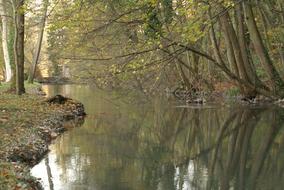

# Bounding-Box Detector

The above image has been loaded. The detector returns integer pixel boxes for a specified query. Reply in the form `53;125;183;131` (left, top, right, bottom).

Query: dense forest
0;0;284;98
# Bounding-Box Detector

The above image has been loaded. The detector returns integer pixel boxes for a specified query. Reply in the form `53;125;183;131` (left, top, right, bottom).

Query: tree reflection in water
32;85;284;190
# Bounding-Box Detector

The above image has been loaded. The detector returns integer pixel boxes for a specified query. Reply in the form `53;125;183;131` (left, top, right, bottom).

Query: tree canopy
0;0;284;98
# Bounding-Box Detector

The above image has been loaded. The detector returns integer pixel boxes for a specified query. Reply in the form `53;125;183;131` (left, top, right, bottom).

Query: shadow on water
32;85;284;190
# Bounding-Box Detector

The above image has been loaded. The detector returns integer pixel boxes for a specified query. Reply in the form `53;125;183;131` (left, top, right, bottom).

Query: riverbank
0;83;85;189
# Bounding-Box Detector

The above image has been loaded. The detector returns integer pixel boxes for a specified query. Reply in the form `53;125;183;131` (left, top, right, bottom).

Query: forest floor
0;83;85;190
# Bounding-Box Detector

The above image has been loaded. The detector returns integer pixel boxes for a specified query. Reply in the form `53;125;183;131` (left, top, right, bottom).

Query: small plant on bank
226;87;241;98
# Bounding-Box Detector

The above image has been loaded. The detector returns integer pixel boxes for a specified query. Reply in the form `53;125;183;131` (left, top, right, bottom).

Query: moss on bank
0;83;85;189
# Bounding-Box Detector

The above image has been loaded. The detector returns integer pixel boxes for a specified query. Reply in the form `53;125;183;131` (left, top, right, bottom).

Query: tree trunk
243;1;284;94
235;4;258;83
28;0;48;83
0;0;12;82
8;27;16;90
219;8;265;97
219;17;240;78
12;0;25;95
235;4;267;92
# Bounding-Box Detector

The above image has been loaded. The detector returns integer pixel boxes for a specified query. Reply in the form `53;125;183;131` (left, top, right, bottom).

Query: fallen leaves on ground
0;86;85;189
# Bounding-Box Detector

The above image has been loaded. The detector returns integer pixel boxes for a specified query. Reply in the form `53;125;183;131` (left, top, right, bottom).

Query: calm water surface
31;85;284;190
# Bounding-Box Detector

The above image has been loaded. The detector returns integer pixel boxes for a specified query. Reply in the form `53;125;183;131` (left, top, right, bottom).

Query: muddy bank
0;93;85;190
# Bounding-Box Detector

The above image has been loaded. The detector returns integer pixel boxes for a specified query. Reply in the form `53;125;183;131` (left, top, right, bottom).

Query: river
31;84;284;190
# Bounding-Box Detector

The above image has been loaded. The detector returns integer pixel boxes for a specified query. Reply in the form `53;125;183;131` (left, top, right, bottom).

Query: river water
31;84;284;190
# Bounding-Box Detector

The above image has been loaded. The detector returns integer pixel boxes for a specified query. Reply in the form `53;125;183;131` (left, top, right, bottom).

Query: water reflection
32;85;284;190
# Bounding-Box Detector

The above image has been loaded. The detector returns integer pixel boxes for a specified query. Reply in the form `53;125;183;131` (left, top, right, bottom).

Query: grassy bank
0;83;85;189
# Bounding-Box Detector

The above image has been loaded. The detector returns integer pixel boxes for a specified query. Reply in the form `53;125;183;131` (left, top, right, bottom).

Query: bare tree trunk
220;12;250;83
0;0;12;82
28;0;48;83
209;25;224;67
219;16;240;79
209;16;249;93
235;4;260;86
243;1;284;94
12;0;25;95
